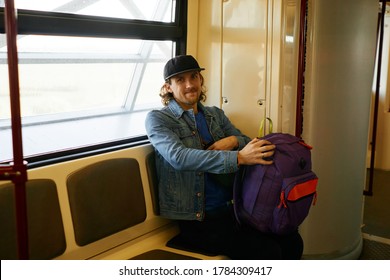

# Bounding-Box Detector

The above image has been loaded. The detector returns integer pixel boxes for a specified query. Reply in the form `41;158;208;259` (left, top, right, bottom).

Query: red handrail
0;0;29;259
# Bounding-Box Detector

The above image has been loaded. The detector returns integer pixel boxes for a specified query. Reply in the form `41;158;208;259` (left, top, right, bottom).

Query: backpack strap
258;117;273;137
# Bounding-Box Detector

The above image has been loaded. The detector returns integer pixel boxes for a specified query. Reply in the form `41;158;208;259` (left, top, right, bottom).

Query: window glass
0;0;174;22
0;35;171;119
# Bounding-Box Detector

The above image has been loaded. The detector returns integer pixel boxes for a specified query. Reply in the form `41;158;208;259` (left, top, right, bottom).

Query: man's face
166;71;202;111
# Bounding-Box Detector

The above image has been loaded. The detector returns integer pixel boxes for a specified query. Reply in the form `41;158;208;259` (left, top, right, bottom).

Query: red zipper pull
312;192;318;206
278;191;287;208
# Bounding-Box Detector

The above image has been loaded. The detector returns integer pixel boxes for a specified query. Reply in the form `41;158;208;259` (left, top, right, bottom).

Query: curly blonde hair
159;73;207;106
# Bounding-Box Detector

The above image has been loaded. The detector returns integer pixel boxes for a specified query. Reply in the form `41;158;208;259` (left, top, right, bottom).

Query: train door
195;0;301;138
221;0;304;138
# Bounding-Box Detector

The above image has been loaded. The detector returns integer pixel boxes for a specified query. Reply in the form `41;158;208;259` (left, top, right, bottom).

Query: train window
0;1;187;164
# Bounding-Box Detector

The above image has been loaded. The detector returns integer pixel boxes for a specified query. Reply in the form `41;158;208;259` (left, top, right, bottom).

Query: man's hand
207;136;239;151
237;138;275;165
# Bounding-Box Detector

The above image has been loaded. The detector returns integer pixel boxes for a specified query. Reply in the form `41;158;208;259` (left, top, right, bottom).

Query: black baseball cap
163;55;205;80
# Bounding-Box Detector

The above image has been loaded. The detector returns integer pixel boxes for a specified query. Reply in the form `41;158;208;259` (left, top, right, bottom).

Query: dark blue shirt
195;111;232;211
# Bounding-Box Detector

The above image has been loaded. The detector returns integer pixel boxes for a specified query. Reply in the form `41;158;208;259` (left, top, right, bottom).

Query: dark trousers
178;205;303;260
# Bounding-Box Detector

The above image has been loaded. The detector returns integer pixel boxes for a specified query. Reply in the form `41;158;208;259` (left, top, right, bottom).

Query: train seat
66;158;147;246
0;179;66;260
66;157;199;259
145;151;160;215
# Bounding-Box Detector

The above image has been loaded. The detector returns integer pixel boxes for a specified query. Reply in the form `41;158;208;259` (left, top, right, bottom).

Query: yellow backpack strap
258;117;273;138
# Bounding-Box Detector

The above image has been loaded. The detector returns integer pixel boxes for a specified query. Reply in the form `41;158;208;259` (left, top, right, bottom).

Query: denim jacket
145;99;251;221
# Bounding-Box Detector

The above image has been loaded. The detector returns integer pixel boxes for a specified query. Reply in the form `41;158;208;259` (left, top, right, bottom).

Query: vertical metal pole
365;0;387;196
295;0;307;138
3;0;29;259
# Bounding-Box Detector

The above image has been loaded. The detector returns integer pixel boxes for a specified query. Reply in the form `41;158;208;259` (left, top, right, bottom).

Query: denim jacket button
196;192;202;197
196;212;201;218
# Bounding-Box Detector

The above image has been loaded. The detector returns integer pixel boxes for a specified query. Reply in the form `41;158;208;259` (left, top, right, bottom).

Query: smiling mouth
185;91;197;96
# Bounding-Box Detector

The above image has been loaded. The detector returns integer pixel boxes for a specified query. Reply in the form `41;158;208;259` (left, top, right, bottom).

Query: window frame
0;1;188;167
0;4;188;41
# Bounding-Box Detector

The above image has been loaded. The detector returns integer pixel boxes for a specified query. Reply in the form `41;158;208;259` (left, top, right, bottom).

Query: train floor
360;169;390;259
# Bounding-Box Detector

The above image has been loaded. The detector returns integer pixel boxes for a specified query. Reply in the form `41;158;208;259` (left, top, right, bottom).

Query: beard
183;89;200;103
174;90;200;110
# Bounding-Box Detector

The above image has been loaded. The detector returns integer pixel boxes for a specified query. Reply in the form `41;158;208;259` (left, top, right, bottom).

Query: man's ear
164;82;173;93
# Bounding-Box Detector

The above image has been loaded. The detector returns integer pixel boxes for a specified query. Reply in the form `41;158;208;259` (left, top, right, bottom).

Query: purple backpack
233;133;318;235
